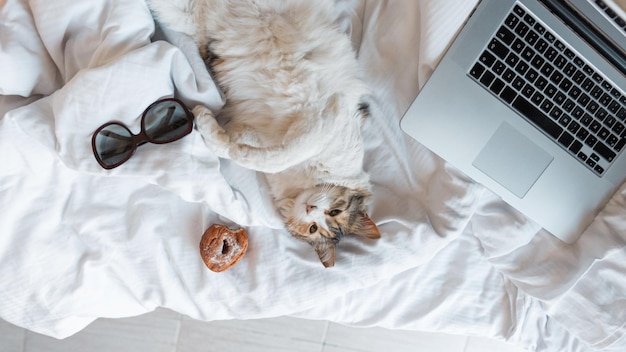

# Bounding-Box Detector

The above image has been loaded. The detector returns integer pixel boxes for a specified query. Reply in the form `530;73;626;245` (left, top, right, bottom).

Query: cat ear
313;241;336;268
322;93;342;117
276;198;295;220
353;213;381;239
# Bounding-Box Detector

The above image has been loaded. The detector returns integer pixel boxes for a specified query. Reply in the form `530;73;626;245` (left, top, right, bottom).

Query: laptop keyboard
468;3;626;176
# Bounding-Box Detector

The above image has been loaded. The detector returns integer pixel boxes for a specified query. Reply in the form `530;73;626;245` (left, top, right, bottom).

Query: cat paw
228;144;285;173
193;105;231;158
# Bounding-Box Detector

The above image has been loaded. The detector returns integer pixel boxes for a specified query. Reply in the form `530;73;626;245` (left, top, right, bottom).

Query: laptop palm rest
473;123;554;198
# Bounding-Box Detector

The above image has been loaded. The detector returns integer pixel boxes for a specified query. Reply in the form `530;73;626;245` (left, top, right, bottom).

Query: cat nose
306;205;316;214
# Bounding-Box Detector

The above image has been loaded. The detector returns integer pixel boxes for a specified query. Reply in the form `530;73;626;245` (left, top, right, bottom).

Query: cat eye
92;98;194;169
328;209;342;217
309;224;318;234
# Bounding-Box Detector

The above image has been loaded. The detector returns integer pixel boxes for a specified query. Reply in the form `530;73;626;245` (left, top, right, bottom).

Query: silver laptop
400;0;626;243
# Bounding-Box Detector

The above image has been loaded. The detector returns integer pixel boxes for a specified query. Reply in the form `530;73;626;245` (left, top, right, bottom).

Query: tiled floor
0;308;527;352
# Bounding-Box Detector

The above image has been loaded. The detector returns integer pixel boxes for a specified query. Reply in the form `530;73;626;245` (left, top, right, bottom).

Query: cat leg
193;105;232;159
228;119;334;173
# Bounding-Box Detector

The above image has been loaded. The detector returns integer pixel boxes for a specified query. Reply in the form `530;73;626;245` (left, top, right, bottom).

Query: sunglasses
92;98;194;169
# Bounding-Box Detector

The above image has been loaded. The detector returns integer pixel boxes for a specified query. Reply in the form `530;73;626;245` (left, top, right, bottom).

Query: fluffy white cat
149;0;380;267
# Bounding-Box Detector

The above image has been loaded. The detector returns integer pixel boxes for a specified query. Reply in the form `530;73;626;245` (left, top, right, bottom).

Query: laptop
400;0;626;243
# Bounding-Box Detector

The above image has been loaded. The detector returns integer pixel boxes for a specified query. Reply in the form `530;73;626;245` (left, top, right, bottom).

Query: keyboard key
540;63;554;76
569;86;582;99
568;121;580;134
595;108;608;122
544;84;557;98
500;86;517;103
525;30;539;46
505;14;520;29
615;138;626;152
586;158;597;168
502;68;516;82
506;52;520;66
572;107;585;119
590;120;602;133
585;134;598;147
512;38;525;53
521;47;535;61
515;22;530;37
496;26;516;45
489;39;509;59
573;57;585;67
569;140;583;154
536;76;548;90
558;132;574;148
554;55;567;68
535;38;548;53
577;128;590;140
580;113;593;127
534;22;546;34
562;99;576;112
490;78;505;95
598;127;611;140
608;101;621;113
493;60;506;75
470;63;486;79
587;101;599;114
515;61;530;75
521;84;535;98
607;134;619;147
480;51;497;67
540;100;554;113
594;141;616;161
557;112;569;125
582;78;595;92
512;96;563;139
594;165;605;175
577;93;591;107
512;76;526;90
525;68;539;83
603;115;616;128
531;91;544;105
559;79;573;92
550;71;563;85
480;71;496;86
599;93;613;107
531;56;545;69
563;63;577;76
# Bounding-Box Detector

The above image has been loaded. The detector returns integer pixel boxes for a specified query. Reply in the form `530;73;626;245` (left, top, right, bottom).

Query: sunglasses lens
144;100;192;143
94;124;134;168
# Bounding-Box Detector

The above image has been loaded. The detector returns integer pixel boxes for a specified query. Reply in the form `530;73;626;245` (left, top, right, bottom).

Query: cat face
282;184;380;267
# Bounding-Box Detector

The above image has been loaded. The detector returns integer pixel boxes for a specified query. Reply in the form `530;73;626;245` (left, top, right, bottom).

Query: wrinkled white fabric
1;1;625;351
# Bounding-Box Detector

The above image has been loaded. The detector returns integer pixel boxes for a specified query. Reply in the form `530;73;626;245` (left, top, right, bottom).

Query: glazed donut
199;224;248;272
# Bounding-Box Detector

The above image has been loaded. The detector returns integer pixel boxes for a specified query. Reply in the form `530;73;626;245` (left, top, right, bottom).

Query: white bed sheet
1;1;625;351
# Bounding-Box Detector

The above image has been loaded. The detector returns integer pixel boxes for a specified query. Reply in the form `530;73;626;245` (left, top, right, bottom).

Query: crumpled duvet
1;1;625;351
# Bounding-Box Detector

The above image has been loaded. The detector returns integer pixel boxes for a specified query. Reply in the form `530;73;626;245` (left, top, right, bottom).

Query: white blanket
1;1;625;351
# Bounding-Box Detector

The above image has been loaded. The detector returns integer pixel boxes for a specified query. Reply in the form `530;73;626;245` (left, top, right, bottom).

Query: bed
1;0;625;351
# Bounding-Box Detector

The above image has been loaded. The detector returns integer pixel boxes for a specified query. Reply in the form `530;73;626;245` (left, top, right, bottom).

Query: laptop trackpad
473;123;553;198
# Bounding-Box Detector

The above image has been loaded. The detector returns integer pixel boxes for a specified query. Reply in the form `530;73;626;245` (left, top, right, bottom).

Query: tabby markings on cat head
285;184;380;268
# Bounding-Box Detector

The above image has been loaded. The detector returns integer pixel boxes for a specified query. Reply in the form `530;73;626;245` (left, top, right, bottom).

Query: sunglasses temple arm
155;106;177;131
101;130;134;142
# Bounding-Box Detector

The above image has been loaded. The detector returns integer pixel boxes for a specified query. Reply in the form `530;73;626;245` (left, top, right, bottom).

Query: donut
199;224;248;272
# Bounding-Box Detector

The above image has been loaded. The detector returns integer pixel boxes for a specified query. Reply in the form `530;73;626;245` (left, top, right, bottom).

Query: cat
148;0;380;267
